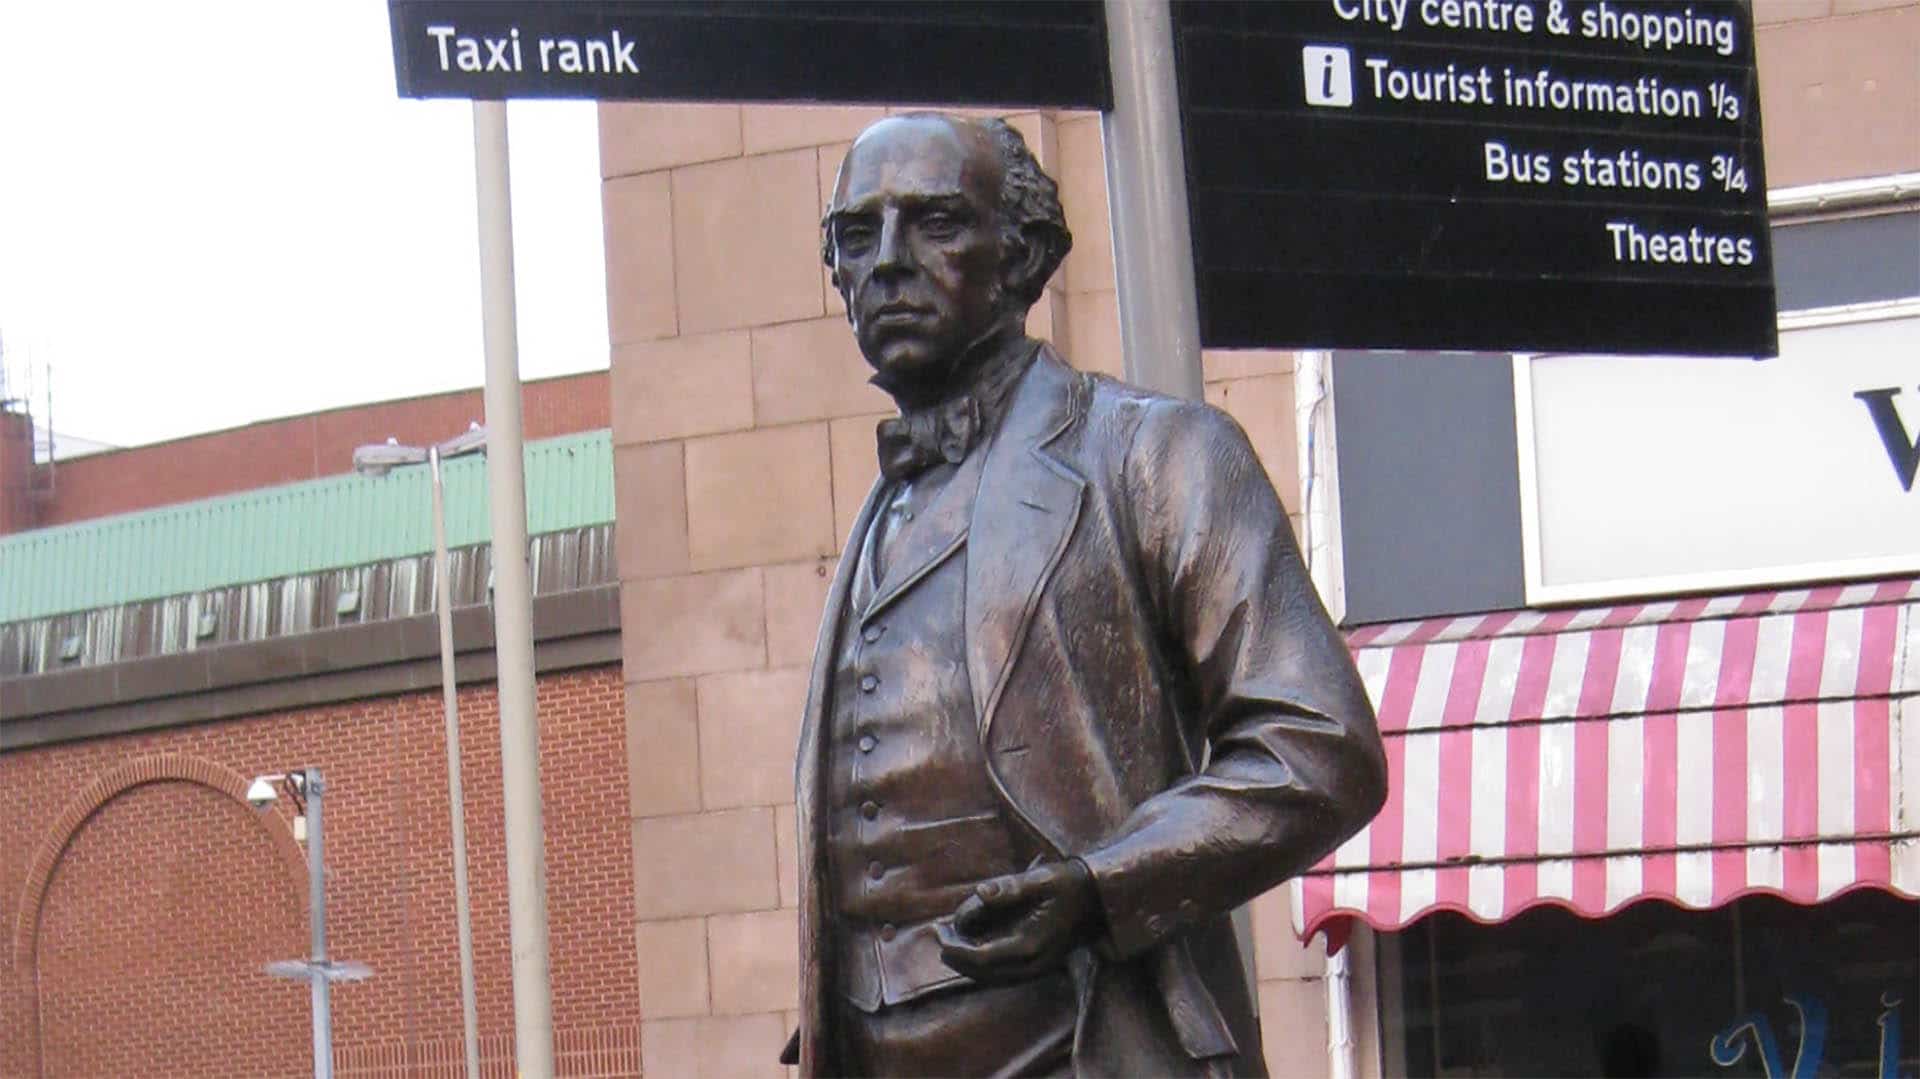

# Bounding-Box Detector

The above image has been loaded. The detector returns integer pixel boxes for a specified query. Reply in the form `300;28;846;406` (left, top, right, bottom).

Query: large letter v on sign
1854;387;1920;492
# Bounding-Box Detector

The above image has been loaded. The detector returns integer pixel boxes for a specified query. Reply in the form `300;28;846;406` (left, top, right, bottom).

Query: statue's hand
935;858;1101;985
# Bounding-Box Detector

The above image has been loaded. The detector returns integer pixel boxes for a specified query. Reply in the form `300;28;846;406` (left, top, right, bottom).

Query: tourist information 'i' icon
1302;45;1354;107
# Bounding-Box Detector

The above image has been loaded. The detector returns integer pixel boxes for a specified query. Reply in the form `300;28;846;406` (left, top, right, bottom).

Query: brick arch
10;752;309;974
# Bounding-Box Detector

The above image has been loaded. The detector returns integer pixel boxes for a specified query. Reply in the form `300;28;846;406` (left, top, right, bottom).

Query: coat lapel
796;477;885;826
863;440;987;622
965;348;1087;740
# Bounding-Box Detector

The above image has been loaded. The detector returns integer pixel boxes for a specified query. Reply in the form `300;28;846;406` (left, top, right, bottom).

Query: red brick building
0;374;640;1077
14;371;608;530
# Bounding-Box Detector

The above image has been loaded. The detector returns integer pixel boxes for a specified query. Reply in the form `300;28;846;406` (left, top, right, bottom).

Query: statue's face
828;117;1009;390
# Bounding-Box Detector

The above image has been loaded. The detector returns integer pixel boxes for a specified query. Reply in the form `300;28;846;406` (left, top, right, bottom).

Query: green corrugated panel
0;429;614;623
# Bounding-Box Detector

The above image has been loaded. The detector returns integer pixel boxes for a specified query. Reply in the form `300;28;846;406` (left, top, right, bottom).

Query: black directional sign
387;1;1776;358
388;1;1110;109
1172;0;1776;356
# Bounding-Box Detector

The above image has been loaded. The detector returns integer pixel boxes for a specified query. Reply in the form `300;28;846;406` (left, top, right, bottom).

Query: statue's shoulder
1072;365;1250;459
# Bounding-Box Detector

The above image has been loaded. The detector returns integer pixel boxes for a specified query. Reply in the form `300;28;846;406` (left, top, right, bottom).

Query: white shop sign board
1517;300;1920;605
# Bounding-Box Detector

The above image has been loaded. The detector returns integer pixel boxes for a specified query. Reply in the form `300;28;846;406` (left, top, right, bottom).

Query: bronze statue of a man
784;112;1386;1077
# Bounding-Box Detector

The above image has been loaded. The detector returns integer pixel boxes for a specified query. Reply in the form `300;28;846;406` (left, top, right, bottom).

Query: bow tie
875;395;980;483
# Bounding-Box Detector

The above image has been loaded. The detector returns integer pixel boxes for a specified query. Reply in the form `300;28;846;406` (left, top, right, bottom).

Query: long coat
792;346;1387;1077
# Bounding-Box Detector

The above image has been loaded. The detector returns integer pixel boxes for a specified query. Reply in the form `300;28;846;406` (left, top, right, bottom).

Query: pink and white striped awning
1293;578;1920;948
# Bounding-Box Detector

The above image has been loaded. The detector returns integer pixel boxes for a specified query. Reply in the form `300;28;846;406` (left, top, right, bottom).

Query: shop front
1384;889;1914;1077
1293;582;1920;1076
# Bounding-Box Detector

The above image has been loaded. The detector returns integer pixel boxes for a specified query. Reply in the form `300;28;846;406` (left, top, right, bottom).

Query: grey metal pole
471;99;556;1078
306;767;333;1079
431;447;484;1079
1101;0;1205;401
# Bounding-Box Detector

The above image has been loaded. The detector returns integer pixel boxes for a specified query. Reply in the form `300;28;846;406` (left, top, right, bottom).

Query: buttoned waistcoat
791;346;1387;1077
824;447;1044;1011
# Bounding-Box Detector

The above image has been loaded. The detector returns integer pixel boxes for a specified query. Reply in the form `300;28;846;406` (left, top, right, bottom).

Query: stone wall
1754;1;1918;186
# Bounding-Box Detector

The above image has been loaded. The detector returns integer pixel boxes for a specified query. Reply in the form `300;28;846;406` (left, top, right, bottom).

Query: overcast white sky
0;3;608;449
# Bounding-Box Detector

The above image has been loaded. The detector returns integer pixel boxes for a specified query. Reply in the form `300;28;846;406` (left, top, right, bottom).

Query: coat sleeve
1075;396;1387;960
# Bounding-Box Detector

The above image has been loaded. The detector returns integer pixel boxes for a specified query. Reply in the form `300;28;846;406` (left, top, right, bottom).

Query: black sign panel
1174;1;1776;356
388;2;1110;109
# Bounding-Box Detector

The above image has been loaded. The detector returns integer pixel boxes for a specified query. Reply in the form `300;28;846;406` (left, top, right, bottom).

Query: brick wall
0;407;32;534
602;102;1316;1077
24;369;610;531
0;664;639;1077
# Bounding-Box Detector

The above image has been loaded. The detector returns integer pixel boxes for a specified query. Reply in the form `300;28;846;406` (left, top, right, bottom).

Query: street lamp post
251;768;370;1079
353;425;486;1079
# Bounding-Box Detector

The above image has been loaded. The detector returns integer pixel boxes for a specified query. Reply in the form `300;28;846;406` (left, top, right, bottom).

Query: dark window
1333;351;1526;626
1379;891;1919;1078
1773;213;1920;312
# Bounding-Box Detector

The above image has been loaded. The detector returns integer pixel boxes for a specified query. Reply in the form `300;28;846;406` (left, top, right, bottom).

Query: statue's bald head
824;114;1072;313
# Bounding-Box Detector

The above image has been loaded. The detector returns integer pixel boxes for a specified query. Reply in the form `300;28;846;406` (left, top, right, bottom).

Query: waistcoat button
863;625;884;644
858;733;877;753
879;923;897;942
868;860;885;881
860;800;880;820
859;674;878;693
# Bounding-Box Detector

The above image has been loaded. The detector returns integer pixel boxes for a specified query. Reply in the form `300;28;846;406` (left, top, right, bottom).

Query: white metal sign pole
471;99;557;1079
1101;0;1204;402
